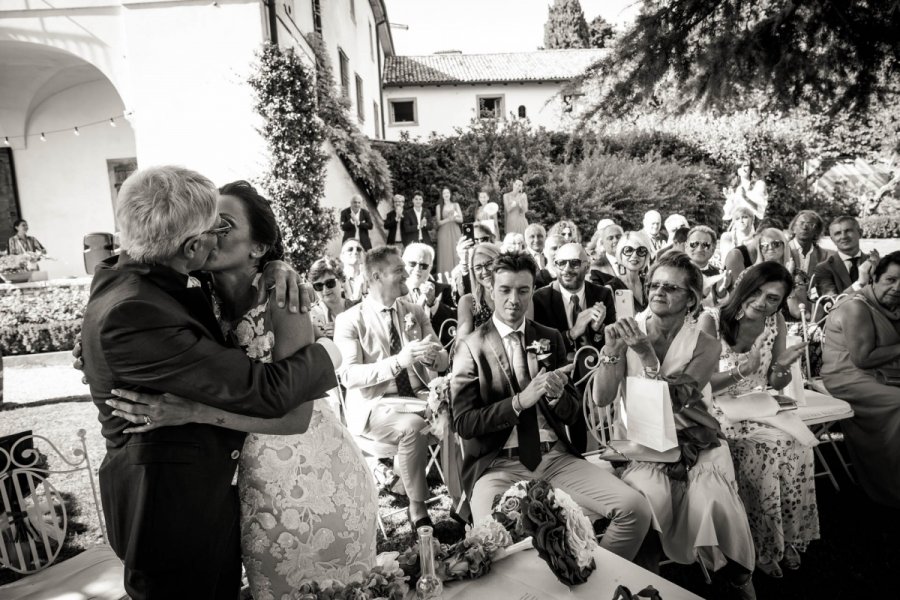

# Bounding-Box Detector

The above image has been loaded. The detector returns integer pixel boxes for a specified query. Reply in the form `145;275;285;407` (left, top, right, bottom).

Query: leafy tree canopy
544;0;590;49
588;14;615;49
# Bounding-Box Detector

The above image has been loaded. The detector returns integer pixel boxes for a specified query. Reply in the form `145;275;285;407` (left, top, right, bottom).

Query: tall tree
544;0;590;49
576;0;900;121
587;14;615;49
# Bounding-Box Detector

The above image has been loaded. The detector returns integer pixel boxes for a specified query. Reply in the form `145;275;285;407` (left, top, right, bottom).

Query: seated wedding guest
8;219;46;260
606;232;651;313
641;210;666;256
474;187;499;237
524;223;547;269
720;206;756;259
457;242;501;339
450;251;652;560
384;194;406;249
340;195;373;251
704;262;818;578
548;219;581;244
451;223;496;299
723;216;780;288
334;246;450;528
309;256;354;339
821;251;900;508
403;243;456;346
685;225;728;306
754;228;810;321
664;214;689;244
341;239;368;303
814;215;879;298
590;222;624;280
668;226;690;254
788;210;833;278
501;232;526;253
592;251;756;597
533;242;615;452
535;233;563;288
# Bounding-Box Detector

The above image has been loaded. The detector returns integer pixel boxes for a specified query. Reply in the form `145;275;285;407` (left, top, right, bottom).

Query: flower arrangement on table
0;251;46;274
425;375;451;438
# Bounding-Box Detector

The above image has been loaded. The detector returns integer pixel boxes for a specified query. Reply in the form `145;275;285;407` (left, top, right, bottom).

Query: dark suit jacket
535;268;555;289
532;280;616;356
80;255;336;575
450;319;580;502
384;209;403;245
401;207;434;245
340;207;373;250
814;252;868;298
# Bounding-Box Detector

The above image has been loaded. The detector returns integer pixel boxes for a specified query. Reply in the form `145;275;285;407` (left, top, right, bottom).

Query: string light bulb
40;133;46;142
3;137;8;146
73;127;80;136
109;118;116;127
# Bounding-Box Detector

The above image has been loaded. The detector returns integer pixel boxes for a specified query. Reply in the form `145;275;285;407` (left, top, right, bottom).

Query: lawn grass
2;399;896;597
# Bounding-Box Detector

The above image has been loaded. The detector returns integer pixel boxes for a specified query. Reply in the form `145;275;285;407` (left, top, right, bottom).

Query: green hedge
0;320;81;355
0;286;88;356
860;215;900;238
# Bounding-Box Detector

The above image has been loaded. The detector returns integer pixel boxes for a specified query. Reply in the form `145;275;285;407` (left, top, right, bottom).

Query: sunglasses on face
475;235;492;244
344;247;364;253
407;261;430;271
203;217;232;237
555;258;583;269
759;241;785;251
689;241;713;251
649;281;688;294
622;246;649;258
312;278;338;291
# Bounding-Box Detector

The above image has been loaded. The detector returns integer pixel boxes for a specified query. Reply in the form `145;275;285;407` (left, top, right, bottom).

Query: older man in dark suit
401;191;434;246
450;252;651;561
80;166;336;599
340;195;374;250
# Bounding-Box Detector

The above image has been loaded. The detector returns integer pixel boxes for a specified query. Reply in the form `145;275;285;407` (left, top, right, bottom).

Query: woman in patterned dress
703;262;819;578
456;242;501;339
114;181;378;597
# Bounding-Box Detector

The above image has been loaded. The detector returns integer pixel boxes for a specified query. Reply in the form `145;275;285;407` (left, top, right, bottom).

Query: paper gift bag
624;377;678;452
781;335;807;406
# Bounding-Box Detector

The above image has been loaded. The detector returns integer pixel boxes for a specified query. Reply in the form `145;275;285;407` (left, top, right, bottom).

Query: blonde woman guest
503;179;529;235
456;243;501;339
608;232;651;313
704;262;818;578
474;188;499;237
548;220;581;244
501;232;526;253
309;256;353;339
340;239;367;303
436;187;463;275
720;206;757;268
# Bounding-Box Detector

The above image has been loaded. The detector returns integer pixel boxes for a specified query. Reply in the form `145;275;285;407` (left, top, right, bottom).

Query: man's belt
499;441;555;459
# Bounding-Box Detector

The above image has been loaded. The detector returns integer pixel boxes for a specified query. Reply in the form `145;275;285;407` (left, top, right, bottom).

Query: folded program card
716;391;781;422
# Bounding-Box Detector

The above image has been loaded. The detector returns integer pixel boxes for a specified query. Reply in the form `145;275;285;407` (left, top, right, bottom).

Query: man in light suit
340;195;374;250
789;210;835;278
814;215;880;298
593;222;623;278
450;252;651;560
334;245;449;528
401;191;434;246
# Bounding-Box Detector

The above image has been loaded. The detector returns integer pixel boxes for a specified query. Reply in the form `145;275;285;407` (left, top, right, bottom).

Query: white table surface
442;545;702;600
792;389;853;426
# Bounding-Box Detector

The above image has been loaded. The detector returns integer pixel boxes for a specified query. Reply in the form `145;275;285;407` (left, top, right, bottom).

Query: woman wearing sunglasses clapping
606;232;651;312
309;256;354;339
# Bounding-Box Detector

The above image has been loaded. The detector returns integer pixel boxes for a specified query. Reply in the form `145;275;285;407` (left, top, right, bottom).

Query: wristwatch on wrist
391;357;403;376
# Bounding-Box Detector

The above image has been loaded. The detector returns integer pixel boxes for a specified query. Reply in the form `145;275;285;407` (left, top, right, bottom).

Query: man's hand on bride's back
259;260;314;314
106;389;199;434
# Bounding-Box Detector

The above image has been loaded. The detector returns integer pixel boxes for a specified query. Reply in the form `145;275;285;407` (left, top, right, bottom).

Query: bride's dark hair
218;180;285;268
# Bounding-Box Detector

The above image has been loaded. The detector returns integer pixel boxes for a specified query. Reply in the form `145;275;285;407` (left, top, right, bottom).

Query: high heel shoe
756;556;783;578
782;544;801;571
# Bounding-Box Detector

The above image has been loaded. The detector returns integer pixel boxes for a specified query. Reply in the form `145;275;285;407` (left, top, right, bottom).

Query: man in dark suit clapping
401;191;434;246
450;252;651;561
384;194;406;249
814;215;879;298
340;195;374;250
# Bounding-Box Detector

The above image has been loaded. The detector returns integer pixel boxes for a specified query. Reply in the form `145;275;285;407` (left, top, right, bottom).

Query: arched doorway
0;41;136;278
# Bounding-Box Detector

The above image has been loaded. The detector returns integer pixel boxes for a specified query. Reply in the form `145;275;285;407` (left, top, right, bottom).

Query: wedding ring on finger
144;415;153;426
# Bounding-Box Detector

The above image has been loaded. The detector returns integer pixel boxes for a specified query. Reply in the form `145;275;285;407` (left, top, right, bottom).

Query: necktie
849;256;861;283
570;295;581;331
385;308;415;397
510;331;540;470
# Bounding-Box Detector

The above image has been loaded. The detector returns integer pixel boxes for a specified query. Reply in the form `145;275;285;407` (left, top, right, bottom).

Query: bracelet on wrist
729;366;744;382
736;362;749;380
598;352;620;365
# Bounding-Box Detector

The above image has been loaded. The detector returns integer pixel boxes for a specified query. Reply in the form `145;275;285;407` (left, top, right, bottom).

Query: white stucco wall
13;79;136;278
382;82;576;140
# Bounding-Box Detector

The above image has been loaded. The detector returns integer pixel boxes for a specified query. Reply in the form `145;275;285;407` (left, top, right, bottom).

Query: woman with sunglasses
606;232;651;313
592;251;756;597
456;242;501;339
340;239;368;303
703;262;818;579
308;256;353;339
754;228;809;321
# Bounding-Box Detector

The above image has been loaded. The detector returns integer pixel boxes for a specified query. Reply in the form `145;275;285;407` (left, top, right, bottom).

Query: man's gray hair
116;166;218;264
403;242;435;265
524;223;546;237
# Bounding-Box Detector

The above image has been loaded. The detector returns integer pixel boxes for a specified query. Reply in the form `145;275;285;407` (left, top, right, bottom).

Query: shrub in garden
860;215;900;239
0;286;89;355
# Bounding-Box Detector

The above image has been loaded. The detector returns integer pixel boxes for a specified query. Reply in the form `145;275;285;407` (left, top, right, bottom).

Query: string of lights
3;112;132;146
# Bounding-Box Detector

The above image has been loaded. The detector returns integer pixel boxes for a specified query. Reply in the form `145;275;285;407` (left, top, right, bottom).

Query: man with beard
450;252;650;560
532;243;615;452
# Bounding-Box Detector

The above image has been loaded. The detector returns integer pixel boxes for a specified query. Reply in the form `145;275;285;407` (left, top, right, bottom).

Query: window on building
373;101;381;138
312;0;322;34
517;105;527;118
369;22;375;62
389;99;417;125
349;0;356;23
338;48;350;99
562;93;583;113
477;95;505;119
355;74;365;122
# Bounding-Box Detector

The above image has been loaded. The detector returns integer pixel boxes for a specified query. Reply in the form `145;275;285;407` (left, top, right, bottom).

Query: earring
736;308;745;320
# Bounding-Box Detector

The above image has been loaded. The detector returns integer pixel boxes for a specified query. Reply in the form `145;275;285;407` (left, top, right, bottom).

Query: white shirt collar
558;284;585;306
365;295;398;313
493;314;525;339
837;250;862;262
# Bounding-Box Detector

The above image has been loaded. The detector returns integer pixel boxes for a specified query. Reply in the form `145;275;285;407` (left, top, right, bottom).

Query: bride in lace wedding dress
112;182;378;597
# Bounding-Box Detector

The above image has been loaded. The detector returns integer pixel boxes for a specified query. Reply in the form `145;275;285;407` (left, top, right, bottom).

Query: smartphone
462;222;475;242
614;289;634;319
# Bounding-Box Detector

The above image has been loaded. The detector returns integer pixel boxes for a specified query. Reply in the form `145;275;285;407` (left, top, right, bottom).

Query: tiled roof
384;49;606;86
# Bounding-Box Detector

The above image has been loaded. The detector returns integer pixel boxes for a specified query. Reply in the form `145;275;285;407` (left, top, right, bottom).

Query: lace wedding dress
230;298;378;598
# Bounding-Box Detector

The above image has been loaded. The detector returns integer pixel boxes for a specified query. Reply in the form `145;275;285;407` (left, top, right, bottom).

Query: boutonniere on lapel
404;313;419;339
526;338;554;369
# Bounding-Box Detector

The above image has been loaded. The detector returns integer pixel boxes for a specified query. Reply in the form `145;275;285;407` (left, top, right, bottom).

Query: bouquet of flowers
396;521;502;586
0;251;45;274
295;553;409;600
425;375;451;439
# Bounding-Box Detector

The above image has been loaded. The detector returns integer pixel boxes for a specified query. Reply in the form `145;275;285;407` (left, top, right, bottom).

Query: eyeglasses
202;217;232;237
472;261;493;274
344;246;364;254
312;278;338;291
475;236;493;244
649;281;688;294
759;241;785;251
406;261;430;271
555;258;583;269
688;241;713;250
622;246;649;258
